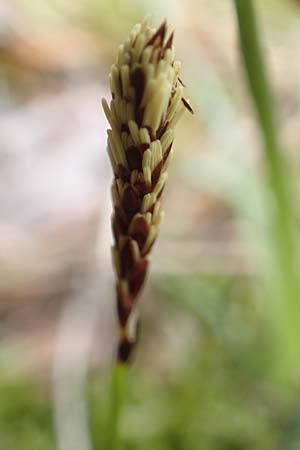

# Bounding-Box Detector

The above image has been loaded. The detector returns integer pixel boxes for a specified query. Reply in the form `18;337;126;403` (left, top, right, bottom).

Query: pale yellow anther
128;120;140;144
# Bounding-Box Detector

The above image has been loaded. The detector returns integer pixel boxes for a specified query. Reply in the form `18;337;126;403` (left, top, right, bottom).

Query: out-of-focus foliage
2;274;300;450
0;365;53;450
92;274;300;450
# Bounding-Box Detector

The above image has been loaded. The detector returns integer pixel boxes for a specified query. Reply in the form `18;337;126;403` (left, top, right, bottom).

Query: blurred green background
1;0;300;449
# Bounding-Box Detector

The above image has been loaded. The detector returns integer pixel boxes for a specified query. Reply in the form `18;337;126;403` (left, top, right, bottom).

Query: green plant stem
107;362;127;450
233;0;299;383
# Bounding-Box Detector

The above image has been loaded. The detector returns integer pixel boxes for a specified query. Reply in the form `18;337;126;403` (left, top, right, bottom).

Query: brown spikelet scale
102;19;193;364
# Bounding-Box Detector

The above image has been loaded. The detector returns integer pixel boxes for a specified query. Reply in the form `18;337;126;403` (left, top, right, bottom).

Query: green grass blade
233;0;299;383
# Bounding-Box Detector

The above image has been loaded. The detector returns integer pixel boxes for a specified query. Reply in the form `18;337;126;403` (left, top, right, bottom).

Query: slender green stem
107;362;128;450
234;0;293;253
233;0;299;382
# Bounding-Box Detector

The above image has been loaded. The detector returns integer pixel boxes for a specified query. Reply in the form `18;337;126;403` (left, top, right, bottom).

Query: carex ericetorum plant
102;19;193;365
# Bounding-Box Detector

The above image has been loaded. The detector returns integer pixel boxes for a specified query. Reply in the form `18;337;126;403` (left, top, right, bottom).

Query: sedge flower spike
102;20;193;364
